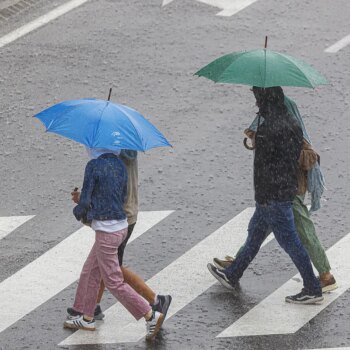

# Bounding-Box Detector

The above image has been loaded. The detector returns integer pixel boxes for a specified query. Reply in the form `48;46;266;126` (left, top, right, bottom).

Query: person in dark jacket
207;87;323;304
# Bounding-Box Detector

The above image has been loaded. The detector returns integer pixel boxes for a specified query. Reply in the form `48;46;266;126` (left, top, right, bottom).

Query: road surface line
0;0;89;49
0;211;172;334
162;0;174;5
60;207;277;345
217;232;350;338
306;348;350;350
214;0;258;16
0;215;35;240
325;33;350;53
162;0;258;17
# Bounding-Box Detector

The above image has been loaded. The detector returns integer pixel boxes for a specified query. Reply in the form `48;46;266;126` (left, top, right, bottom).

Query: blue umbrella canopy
35;99;171;151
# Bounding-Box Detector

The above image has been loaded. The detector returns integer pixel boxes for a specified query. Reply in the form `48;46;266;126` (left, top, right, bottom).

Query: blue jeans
225;201;321;294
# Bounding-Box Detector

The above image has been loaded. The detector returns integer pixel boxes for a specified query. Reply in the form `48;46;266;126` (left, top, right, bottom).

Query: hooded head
252;86;287;121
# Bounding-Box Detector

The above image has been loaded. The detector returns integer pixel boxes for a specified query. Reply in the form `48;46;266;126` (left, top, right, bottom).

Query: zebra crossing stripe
217;232;350;338
306;348;350;350
0;0;90;49
0;210;172;334
0;215;35;240
325;33;350;53
198;0;258;17
162;0;258;16
60;207;276;346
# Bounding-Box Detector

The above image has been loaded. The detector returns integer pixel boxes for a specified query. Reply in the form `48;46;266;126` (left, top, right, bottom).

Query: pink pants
73;229;151;319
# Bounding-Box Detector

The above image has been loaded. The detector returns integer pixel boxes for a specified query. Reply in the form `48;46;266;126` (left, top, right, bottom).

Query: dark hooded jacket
253;87;303;204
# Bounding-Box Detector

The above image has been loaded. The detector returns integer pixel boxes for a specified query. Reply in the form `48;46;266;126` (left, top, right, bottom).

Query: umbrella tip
264;36;268;49
107;88;112;101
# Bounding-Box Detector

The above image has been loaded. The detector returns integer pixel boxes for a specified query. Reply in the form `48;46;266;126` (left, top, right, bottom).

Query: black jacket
254;113;303;204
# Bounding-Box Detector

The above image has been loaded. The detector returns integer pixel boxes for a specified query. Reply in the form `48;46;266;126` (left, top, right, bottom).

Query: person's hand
71;187;80;204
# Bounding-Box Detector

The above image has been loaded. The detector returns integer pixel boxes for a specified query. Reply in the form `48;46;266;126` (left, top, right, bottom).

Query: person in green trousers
213;91;337;292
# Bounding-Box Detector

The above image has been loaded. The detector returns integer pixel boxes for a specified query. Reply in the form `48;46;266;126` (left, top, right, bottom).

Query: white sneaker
145;311;164;340
63;316;96;331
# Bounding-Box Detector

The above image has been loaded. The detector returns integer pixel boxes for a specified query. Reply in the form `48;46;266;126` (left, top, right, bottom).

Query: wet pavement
0;0;350;349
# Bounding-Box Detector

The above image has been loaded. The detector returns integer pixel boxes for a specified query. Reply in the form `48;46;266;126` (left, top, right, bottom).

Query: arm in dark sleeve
73;160;95;221
293;124;304;162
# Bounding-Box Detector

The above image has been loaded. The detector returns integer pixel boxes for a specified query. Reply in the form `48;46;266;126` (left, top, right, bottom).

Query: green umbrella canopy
195;49;328;88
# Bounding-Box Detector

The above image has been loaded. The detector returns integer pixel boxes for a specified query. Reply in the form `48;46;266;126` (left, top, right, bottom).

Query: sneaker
207;263;236;290
213;255;235;270
145;311;164;340
319;274;338;293
153;295;172;322
94;304;105;320
285;289;324;305
66;307;83;320
64;316;96;331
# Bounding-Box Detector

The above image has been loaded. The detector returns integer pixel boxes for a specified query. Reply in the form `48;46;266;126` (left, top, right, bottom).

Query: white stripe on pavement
162;0;174;5
198;0;258;17
217;232;350;338
306;348;350;350
325;33;350;53
162;0;258;16
0;0;89;49
0;215;35;240
0;211;172;334
60;207;277;346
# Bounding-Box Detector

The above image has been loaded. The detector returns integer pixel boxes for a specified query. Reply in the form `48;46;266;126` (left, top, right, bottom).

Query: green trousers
292;195;331;274
238;195;331;275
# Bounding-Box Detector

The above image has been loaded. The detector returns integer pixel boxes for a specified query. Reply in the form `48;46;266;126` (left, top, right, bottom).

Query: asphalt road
0;0;350;349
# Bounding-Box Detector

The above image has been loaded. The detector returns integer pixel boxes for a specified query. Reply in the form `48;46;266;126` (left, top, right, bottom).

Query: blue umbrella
35;98;171;151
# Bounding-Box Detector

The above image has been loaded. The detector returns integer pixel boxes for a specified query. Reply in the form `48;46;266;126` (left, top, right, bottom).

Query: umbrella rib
92;101;110;148
276;52;317;87
118;106;146;150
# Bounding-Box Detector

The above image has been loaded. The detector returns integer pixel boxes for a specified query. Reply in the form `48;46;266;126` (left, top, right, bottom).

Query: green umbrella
195;48;328;88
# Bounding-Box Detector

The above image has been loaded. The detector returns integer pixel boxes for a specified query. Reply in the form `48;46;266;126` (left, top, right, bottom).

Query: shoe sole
63;322;95;331
322;283;338;293
285;296;324;305
145;313;165;340
207;263;235;290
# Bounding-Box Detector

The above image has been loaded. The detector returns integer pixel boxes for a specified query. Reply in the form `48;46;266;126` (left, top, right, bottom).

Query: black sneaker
94;304;105;320
153;295;172;322
66;307;83;320
285;289;324;305
207;263;236;290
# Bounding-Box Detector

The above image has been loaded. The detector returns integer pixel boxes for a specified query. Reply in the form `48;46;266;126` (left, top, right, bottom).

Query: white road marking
217;232;350;338
0;0;89;49
306;348;350;350
0;211;172;334
60;207;277;345
325;33;350;53
0;215;35;240
162;0;257;16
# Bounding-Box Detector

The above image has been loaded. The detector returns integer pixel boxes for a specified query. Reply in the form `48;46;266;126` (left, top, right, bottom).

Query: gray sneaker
152;295;172;325
94;305;105;320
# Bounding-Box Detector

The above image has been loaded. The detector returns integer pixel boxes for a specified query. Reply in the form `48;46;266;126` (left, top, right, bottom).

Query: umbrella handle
243;137;255;150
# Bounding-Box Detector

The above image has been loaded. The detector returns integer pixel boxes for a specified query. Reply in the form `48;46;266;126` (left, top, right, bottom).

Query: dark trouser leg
117;223;136;266
268;201;321;294
225;204;269;281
